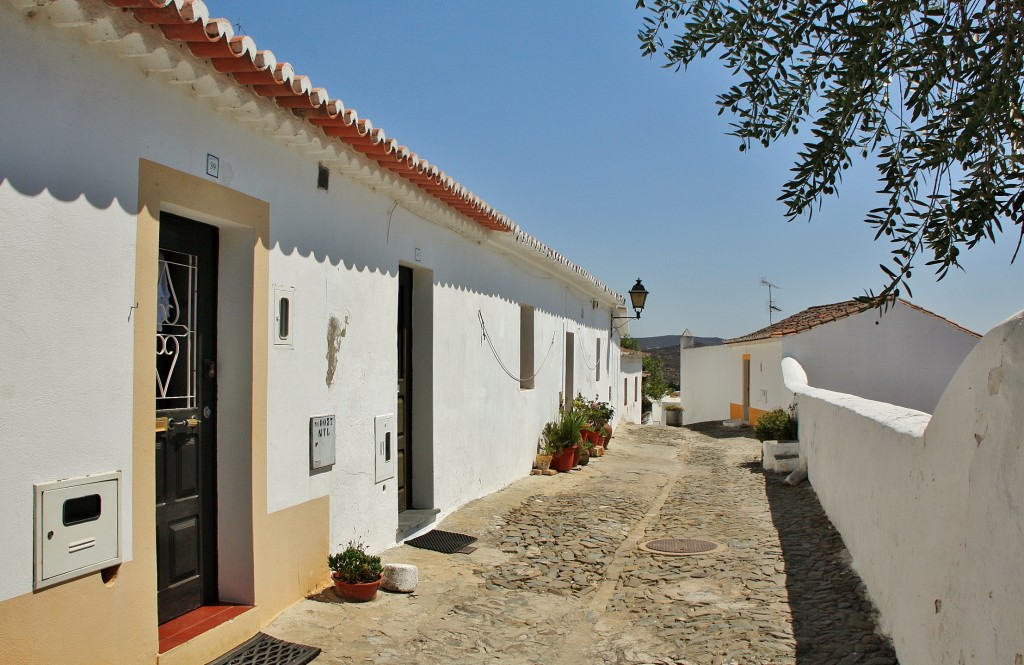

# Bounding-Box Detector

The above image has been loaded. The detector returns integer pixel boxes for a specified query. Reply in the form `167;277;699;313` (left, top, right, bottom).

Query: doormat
405;529;477;554
206;632;320;665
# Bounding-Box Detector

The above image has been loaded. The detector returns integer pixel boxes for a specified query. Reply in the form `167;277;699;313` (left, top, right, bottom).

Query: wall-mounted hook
128;303;139;322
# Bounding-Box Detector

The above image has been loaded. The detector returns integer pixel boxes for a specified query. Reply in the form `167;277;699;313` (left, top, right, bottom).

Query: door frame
742;354;751;423
397;266;413;512
133;160;270;639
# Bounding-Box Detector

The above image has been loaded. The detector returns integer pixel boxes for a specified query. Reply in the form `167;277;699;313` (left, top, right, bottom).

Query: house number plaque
309;414;336;470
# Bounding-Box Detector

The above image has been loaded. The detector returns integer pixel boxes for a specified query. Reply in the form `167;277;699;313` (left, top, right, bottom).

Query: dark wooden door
397;267;413;512
155;213;218;624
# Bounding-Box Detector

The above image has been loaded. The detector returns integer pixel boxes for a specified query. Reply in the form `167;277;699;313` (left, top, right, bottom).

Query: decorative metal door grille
156;249;198;410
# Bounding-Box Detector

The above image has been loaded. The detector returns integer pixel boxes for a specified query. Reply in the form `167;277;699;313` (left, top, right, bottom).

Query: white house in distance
619;347;645;424
0;2;632;663
680;299;980;425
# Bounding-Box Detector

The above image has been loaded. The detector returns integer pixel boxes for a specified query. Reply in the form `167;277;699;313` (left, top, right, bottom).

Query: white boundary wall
783;310;1024;665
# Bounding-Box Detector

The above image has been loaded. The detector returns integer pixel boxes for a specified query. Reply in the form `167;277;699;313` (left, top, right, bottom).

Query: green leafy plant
574;393;614;432
637;0;1024;305
620;335;641;351
328;542;383;583
753;408;798;443
540;421;562;455
590;398;615;430
542;407;587;455
642;355;670;406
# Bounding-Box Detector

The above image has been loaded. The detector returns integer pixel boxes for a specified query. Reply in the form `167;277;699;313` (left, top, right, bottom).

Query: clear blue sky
210;1;1021;339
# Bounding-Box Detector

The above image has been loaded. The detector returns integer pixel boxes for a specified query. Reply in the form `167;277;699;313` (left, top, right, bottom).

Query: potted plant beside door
328;542;384;602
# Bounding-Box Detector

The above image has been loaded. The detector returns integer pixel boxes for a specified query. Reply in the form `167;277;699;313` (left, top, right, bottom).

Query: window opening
520;305;535;390
156;250;197;410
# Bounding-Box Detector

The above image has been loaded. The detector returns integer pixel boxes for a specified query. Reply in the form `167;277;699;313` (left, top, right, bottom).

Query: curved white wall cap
780;356;808;389
783;356;929;438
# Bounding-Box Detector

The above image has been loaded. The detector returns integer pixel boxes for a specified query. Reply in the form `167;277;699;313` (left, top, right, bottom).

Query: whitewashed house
619;348;644;424
0;2;630;663
679;299;980;425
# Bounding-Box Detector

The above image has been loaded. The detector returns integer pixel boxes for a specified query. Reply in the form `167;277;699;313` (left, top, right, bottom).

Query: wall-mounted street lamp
612;278;650;322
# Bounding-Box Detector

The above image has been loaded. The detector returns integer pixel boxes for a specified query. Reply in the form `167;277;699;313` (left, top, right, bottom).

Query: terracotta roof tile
103;0;519;234
724;298;979;344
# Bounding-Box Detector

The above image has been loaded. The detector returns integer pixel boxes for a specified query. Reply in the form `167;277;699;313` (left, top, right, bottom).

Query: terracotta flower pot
332;574;382;602
549;446;577;472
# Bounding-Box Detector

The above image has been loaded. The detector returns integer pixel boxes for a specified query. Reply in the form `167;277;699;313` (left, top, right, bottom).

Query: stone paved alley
266;423;899;665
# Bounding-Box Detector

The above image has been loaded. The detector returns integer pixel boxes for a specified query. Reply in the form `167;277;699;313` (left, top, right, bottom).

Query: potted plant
545;407;586;472
584;396;614;449
753;407;798;442
578;431;593;466
754;406;799;470
537;425;559;471
328;542;384;602
664;403;683;427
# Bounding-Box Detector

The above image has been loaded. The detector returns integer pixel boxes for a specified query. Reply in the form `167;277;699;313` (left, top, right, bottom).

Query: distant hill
634;335;724;350
632;335;724;390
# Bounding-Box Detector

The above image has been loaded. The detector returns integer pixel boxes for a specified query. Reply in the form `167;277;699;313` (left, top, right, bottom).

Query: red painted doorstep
158;604;254;653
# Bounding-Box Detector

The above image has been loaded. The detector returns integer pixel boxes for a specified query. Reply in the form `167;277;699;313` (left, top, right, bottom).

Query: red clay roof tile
724;299;979;344
103;0;521;234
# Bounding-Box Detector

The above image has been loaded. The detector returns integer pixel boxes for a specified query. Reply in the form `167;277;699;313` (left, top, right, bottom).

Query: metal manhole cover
639;538;725;556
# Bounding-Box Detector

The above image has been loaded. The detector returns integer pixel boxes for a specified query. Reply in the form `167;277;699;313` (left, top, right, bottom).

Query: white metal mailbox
34;471;121;590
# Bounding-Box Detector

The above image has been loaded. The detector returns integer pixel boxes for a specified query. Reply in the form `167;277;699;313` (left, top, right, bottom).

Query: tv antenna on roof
760;278;782;324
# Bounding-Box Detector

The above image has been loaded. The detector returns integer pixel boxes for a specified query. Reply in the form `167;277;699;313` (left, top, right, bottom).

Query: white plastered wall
784;309;1024;664
0;3;625;583
680;340;785;424
0;13;140;601
782;301;978;413
620;355;643;424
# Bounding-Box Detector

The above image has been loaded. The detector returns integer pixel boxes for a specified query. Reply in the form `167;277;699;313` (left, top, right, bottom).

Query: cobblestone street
267;423;899;664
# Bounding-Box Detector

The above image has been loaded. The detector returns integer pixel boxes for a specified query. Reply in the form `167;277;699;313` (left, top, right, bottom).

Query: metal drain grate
639;538;724;556
206;633;320;665
405;529;477;554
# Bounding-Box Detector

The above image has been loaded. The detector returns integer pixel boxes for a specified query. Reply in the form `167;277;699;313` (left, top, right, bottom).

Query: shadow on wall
4;171;617;326
741;461;900;663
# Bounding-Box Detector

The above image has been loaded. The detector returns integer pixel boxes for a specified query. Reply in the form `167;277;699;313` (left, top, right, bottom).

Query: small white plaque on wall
310;415;336;470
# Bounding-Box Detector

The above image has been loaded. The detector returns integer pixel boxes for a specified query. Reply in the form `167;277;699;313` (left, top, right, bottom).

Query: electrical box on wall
310;415;336;470
374;414;396;484
34;471;122;590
